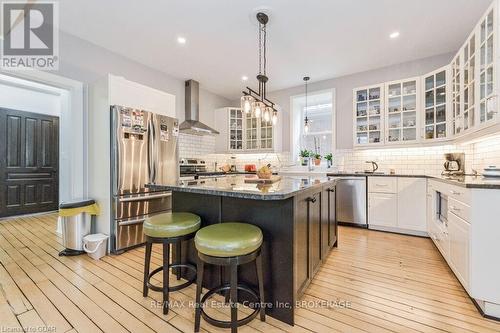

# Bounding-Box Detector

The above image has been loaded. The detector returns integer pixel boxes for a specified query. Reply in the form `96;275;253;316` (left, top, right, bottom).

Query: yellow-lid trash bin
58;199;100;256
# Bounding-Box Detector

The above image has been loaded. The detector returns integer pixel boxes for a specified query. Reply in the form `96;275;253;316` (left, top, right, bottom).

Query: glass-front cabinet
479;6;498;126
463;34;477;132
229;108;243;150
385;78;420;144
423;67;449;141
353;84;384;146
215;107;273;152
451;54;462;135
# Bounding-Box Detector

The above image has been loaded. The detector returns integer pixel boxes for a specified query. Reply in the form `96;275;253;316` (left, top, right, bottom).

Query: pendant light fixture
303;76;310;133
241;12;278;125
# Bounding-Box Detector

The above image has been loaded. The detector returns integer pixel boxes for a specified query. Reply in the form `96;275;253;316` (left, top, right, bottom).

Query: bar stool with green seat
142;212;201;314
194;222;265;333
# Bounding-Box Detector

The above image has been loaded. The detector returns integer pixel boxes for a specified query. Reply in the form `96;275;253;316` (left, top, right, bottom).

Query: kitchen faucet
365;161;379;173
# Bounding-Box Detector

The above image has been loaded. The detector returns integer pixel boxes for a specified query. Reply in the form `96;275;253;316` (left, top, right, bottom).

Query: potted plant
313;153;322;166
299;149;310;166
324;153;333;168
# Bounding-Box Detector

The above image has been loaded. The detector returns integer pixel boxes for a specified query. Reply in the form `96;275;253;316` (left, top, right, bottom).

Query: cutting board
244;176;282;184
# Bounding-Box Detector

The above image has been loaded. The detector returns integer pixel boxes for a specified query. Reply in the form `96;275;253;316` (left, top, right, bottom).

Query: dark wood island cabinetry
148;175;338;326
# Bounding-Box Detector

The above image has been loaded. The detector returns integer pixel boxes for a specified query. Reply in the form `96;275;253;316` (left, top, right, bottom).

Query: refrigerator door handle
148;117;157;184
118;192;171;202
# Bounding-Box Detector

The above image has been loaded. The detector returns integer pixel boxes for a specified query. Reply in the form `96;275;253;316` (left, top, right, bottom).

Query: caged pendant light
240;12;278;125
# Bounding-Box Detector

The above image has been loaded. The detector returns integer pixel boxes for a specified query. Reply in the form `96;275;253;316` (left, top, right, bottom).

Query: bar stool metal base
199;283;261;329
143;233;196;315
194;249;265;333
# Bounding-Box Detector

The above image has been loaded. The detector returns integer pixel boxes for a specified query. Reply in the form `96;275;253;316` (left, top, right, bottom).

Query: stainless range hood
179;80;219;135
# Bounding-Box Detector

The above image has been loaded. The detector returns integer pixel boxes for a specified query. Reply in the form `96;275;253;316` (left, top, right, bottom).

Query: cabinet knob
307;197;317;203
327;188;335;193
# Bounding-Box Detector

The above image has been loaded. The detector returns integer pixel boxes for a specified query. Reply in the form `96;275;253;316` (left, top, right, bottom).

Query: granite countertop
148;175;338;200
326;172;500;189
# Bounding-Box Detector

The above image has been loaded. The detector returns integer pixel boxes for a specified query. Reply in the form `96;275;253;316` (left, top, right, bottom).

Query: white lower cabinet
448;212;470;290
397;178;427;232
368;176;426;235
368;193;397;227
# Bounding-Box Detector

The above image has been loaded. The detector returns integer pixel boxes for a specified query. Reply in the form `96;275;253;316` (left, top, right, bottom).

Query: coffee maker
442;153;465;176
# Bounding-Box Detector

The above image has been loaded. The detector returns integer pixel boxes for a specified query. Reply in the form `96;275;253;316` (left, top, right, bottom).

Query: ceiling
58;0;492;99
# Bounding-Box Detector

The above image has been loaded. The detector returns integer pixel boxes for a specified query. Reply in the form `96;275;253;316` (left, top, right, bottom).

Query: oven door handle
119;192;171;202
118;218;146;226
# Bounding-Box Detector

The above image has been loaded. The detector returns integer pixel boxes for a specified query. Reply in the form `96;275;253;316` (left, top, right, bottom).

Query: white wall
57;32;231;123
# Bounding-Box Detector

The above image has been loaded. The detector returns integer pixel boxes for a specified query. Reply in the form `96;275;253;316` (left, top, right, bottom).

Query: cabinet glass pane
470;36;475;56
388;129;400;142
487;11;494;36
436;87;445;105
403;128;416;141
402;95;416;111
487;66;494;95
369;88;380;100
357;102;367;117
369;131;381;144
388;114;401;128
487;36;493;65
357;118;367;131
436;123;446;138
388;97;401;112
480;72;486;99
436;71;446;86
481;44;486;70
368;100;381;115
470;56;475;78
436;105;446;123
425;125;435;139
356;90;367;102
403;112;416;127
425;108;435;125
481;21;486;43
425;90;434;108
388;84;401;97
369;116;381;131
425;76;434;90
403;81;416;95
480;102;486;122
357;133;368;145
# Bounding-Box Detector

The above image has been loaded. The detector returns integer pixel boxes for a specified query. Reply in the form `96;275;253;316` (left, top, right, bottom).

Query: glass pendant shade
253;101;264;118
263;106;272;122
304;118;309;133
272;110;278;125
241;95;254;113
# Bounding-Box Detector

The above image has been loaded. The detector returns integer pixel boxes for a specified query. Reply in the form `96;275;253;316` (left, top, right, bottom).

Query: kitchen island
148;175;338;325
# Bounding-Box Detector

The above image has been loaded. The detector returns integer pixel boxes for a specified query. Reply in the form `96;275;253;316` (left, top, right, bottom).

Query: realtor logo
1;1;59;70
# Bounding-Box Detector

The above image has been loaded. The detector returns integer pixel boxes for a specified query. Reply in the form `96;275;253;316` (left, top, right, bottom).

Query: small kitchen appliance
442;153;465;176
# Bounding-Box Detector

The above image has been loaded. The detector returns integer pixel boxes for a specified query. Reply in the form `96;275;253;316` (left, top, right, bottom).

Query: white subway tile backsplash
179;132;500;175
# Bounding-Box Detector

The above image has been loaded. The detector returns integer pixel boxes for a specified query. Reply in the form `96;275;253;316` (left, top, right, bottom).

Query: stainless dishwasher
336;177;367;227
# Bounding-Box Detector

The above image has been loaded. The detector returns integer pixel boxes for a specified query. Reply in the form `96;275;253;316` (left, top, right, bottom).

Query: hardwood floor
1;213;499;333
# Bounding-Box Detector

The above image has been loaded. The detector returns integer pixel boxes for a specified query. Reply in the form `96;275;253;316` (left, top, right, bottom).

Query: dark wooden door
0;108;59;217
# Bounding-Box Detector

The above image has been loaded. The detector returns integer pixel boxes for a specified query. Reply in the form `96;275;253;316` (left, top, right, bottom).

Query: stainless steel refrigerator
110;105;179;252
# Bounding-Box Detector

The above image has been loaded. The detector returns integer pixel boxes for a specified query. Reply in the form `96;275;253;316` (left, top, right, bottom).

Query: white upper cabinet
215;107;274;152
423;66;450;141
385;77;420;144
353;84;384;146
478;4;499;126
462;33;477;132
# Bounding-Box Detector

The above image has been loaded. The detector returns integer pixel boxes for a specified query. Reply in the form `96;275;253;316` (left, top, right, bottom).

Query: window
291;90;335;162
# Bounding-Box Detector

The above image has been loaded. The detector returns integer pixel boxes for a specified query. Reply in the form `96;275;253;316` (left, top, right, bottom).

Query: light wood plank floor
1;213;500;333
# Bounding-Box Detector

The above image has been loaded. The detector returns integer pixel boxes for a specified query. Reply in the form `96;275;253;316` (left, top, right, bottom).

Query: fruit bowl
257;169;272;179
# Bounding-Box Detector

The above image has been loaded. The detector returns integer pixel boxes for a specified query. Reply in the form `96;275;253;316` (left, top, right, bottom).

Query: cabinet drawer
368;177;397;193
368;193;397;227
447;185;470;204
449;197;470;222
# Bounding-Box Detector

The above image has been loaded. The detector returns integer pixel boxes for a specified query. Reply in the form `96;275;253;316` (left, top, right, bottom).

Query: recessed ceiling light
241;76;248;81
390;31;400;39
177;36;186;44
